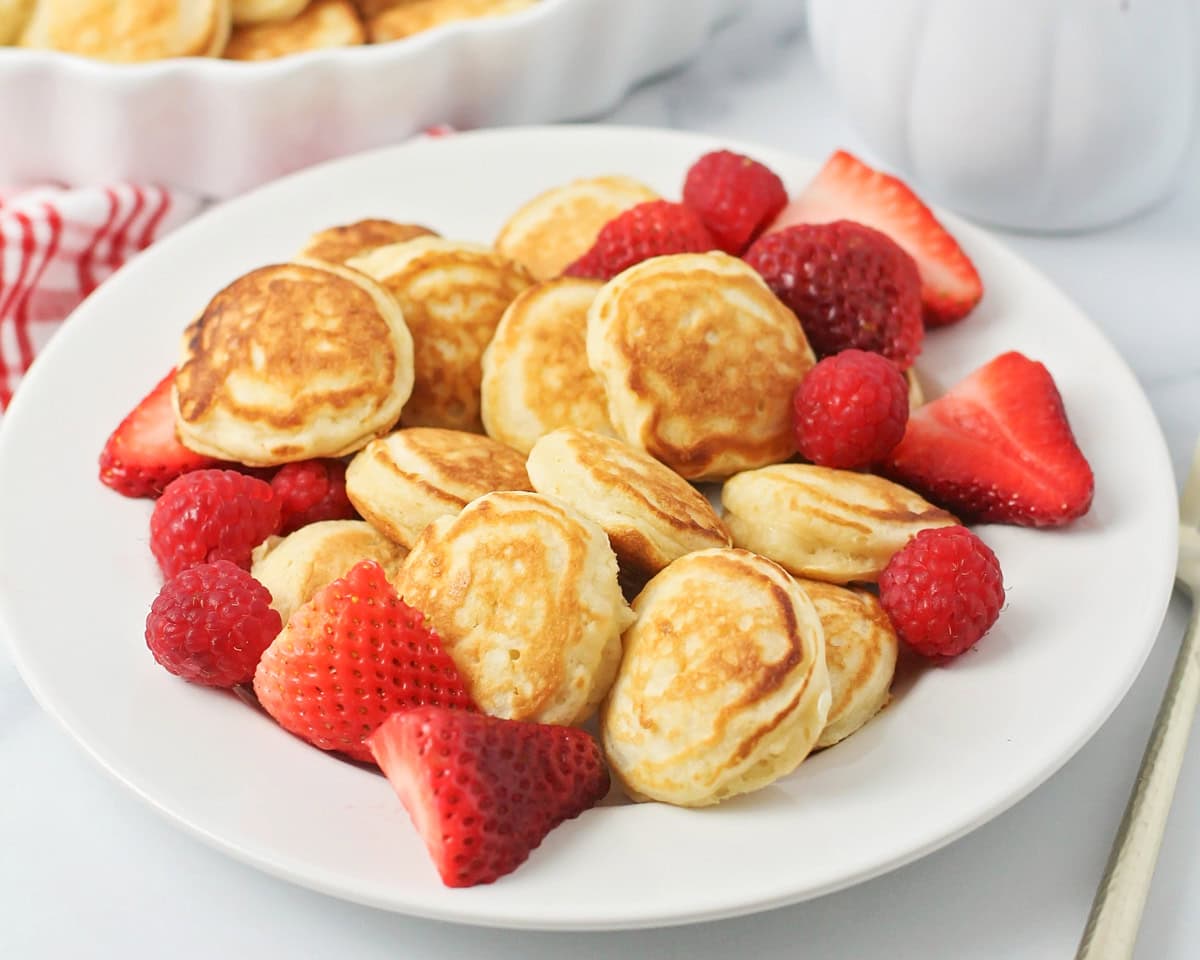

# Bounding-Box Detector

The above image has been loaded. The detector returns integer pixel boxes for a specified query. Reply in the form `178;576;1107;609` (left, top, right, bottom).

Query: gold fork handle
1077;598;1200;960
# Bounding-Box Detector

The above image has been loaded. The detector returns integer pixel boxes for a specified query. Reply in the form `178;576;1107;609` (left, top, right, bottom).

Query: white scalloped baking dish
0;0;736;197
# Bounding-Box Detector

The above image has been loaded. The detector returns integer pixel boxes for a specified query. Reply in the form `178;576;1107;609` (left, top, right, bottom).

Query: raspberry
744;220;924;369
564;200;715;281
150;469;281;579
682;149;788;255
793;350;909;469
145;560;282;687
879;527;1005;659
270;459;356;534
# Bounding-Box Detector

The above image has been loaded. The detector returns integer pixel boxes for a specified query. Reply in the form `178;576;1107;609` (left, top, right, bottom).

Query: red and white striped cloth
0;183;203;411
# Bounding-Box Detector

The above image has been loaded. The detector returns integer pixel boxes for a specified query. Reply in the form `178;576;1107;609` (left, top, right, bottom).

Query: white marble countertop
3;2;1198;957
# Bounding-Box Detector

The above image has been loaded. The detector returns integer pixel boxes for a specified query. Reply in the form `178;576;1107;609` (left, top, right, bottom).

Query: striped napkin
0;183;203;411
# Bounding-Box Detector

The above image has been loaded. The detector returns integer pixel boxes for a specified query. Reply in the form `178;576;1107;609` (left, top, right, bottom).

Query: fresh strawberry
884;352;1094;526
682;149;788;254
368;706;609;887
98;369;217;498
770;150;983;326
253;560;475;764
563;200;715;280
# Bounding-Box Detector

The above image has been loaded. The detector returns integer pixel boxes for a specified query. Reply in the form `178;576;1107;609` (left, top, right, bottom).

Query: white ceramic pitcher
807;0;1198;231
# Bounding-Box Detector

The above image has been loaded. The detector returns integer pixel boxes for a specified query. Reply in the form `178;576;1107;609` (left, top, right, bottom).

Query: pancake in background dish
299;219;437;265
721;464;957;584
366;0;538;45
798;579;898;749
586;251;815;480
602;548;830;807
225;0;364;59
526;427;729;576
251;520;408;625
0;0;35;45
345;427;530;548
231;0;308;25
174;259;413;465
495;175;659;280
480;278;613;454
347;237;532;432
20;0;233;60
397;490;633;725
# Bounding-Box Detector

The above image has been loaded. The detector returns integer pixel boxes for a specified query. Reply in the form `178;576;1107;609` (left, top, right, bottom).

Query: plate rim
0;124;1180;930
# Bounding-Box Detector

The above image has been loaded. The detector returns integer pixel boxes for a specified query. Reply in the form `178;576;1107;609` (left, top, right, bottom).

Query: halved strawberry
770;150;983;326
368;706;609;887
98;368;217;498
252;560;475;764
883;352;1094;527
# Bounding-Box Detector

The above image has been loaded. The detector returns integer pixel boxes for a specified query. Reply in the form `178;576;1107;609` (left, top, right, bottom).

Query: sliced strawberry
883;352;1094;527
253;560;475;764
368;706;609;887
98;369;218;498
770;150;983;326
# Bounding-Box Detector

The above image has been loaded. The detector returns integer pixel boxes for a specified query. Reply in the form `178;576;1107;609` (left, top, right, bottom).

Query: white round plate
0;127;1177;931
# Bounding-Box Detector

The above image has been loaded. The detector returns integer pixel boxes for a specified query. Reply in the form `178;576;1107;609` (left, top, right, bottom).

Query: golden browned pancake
798;580;898;748
251;520;408;626
479;278;613;454
345;427;531;548
0;0;35;44
526;427;730;576
21;0;232;61
299;219;437;266
397;491;633;725
231;0;307;24
224;0;363;59
721;464;958;584
907;367;925;410
347;237;532;432
587;252;816;481
602;548;830;807
174;260;414;465
366;0;537;44
494;175;659;280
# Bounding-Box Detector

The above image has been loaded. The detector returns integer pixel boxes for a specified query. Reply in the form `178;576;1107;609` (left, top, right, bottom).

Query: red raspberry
150;469;281;579
145;560;282;687
682;149;788;255
793;350;909;469
270;459;356;534
744;220;924;369
879;527;1005;659
564;200;715;280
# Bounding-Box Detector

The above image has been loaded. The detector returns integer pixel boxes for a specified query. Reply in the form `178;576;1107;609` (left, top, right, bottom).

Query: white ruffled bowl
0;0;736;197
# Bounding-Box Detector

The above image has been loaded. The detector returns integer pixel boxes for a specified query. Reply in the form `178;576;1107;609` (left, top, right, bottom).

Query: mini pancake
601;548;830;807
0;0;35;45
174;259;414;466
480;278;613;454
345;427;531;548
526;427;730;576
251;520;408;626
21;0;232;61
907;367;925;409
397;491;633;725
299;219;437;266
721;464;958;584
587;252;816;480
224;0;363;59
347;237;532;432
798;580;898;748
366;0;537;44
495;174;659;280
232;0;309;24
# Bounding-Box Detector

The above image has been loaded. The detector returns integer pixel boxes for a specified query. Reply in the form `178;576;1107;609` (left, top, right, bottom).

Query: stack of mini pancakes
4;0;538;62
173;174;959;808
